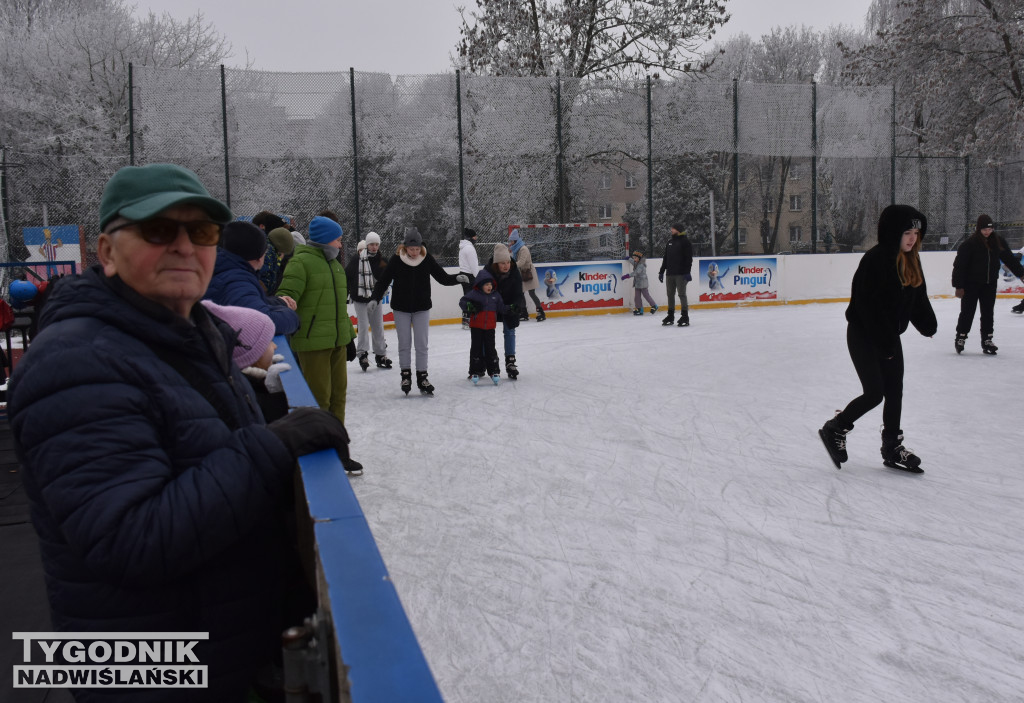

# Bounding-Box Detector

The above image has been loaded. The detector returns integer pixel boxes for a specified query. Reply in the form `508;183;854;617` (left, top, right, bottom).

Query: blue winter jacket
8;267;296;701
205;248;300;335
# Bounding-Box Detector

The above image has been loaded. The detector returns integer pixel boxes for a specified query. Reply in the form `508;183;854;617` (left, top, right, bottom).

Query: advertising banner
537;262;625;312
21;225;84;276
697;257;778;303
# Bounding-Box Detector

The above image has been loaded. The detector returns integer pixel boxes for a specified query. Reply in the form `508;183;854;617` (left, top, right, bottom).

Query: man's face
97;204;218;318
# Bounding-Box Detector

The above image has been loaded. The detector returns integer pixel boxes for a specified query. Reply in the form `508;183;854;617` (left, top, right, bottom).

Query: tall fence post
456;70;466;236
890;84;896;206
220;65;231;208
646;75;654;254
128;63;135;166
732;78;739;256
556;72;565;223
811;81;817;254
964;155;971;230
350;68;361;238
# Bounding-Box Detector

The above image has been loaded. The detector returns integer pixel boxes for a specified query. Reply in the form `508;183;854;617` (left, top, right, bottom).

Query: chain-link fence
4;67;1023;275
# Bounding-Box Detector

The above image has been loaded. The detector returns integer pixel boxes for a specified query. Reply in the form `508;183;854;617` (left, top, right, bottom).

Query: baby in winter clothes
201;301;291;422
459;269;509;383
621;249;658;315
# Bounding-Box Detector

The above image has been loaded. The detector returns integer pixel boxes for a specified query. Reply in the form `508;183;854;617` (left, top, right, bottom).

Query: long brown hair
896;233;924;288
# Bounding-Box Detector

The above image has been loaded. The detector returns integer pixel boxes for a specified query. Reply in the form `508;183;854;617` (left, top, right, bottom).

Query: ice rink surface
346;298;1023;703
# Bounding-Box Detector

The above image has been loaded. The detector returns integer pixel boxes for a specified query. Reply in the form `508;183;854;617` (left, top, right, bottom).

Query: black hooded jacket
952;233;1024;288
845;205;938;356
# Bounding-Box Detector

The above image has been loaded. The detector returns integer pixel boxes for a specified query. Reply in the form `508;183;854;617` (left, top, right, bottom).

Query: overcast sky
131;0;874;75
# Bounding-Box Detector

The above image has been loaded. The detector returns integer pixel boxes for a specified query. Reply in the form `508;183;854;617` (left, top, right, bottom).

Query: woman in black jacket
486;243;524;378
819;204;937;473
952;214;1024;355
371;226;470;394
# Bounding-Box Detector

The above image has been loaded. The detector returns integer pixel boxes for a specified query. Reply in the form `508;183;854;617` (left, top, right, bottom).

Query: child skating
459;269;509;384
621;249;658;315
819;204;937;473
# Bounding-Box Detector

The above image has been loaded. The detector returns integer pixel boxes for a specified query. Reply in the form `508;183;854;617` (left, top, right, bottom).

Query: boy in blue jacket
459;269;509;384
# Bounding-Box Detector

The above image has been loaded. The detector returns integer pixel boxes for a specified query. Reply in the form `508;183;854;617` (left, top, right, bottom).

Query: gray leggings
392;309;430;371
665;275;689;312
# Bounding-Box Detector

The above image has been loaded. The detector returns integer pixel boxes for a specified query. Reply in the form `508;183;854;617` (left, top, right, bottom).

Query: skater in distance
951;214;1024;355
658;224;693;326
819;204;937;473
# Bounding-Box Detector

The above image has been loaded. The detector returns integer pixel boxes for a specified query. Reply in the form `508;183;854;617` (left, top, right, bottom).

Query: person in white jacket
459;228;481;329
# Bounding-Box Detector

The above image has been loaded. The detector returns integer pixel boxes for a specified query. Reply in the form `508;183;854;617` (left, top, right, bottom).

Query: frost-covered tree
845;0;1024;158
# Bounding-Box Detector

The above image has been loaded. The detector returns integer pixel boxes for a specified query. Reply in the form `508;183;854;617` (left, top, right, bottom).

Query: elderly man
8;163;351;702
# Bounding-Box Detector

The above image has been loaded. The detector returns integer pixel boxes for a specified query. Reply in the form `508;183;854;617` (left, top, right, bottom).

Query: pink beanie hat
201;301;276;369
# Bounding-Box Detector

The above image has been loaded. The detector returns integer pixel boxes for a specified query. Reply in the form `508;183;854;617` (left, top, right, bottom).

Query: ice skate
955;333;967;354
818;412;851;469
649;304;658;315
505;355;519;380
880;429;923;473
400;369;412;395
661;313;674;326
491;374;500;385
981;336;998;355
375;354;393;369
536;308;546;322
416;370;434;395
1012;300;1024;314
471;374;480;385
358;351;369;372
677;311;690;327
632;308;643;316
342;457;364;476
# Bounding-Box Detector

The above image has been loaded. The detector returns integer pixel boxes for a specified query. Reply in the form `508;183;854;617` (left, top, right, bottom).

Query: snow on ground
345;298;1024;703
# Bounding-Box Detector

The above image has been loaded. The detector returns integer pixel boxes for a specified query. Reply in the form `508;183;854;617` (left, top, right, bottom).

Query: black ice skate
375;354;393;369
880;429;923;473
505;355;519;380
1012;300;1024;314
955;333;967;354
819;413;851;469
358;351;369;372
536;308;547;322
342;457;364;476
400;369;412;395
677;312;690;327
416;370;434;395
981;336;998;355
661;313;675;326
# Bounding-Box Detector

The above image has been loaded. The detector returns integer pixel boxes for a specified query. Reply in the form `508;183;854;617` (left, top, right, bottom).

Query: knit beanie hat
463;227;477;240
493;243;511;264
267;227;295;255
976;214;995;234
291;231;306;247
201;301;275;369
365;231;381;246
403;226;423;247
671;224;685;234
357;240;366;253
221;221;268;261
877;204;927;245
309;216;343;244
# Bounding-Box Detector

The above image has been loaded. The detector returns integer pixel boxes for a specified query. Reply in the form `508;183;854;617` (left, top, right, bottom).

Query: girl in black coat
952;214;1024;355
370;227;470;394
820;204;937;473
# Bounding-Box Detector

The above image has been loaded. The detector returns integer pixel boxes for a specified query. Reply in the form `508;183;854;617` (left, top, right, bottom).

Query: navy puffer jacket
205;248;300;335
8;267;295;701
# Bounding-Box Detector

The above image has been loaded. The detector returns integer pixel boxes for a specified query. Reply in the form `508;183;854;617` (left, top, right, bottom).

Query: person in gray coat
622;249;658;315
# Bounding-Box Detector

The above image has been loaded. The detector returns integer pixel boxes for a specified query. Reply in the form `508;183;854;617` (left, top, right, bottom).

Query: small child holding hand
459;269;510;384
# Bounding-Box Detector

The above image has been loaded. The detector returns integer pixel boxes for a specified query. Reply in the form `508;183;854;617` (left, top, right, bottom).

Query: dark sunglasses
109;217;223;246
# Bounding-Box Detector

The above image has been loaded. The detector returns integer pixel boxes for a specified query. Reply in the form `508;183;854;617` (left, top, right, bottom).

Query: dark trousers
469;327;499;375
527;288;543;313
835;324;904;433
461;281;474;323
956;283;997;337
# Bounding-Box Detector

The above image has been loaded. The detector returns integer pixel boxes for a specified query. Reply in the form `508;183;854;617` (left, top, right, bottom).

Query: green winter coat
276;245;356;352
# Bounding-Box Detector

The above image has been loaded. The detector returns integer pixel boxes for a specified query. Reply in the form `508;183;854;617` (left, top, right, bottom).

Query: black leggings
527;288;543;313
956;283;996;337
835;325;904;433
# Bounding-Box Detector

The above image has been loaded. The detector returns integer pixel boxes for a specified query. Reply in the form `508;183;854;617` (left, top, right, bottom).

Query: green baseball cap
99;163;233;230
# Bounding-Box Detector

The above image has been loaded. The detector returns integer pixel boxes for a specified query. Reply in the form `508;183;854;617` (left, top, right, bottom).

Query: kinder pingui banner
538;263;625;312
22;225;84;276
698;257;778;302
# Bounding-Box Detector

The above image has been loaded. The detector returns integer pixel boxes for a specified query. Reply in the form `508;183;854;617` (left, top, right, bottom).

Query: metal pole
1;147;10;259
456;70;466;236
646;75;654;254
709;191;716;256
811;81;817;254
350;68;361;238
128;63;135;166
890;84;896;205
220;65;231;207
964;155;971;230
733;78;739;255
556;72;564;223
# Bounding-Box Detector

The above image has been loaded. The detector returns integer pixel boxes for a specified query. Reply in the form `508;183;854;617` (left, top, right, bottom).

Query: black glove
268;407;350;461
658;271;664;283
684;273;692;282
346;340;356;361
465;301;477;314
509;302;518;315
506;313;520;329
